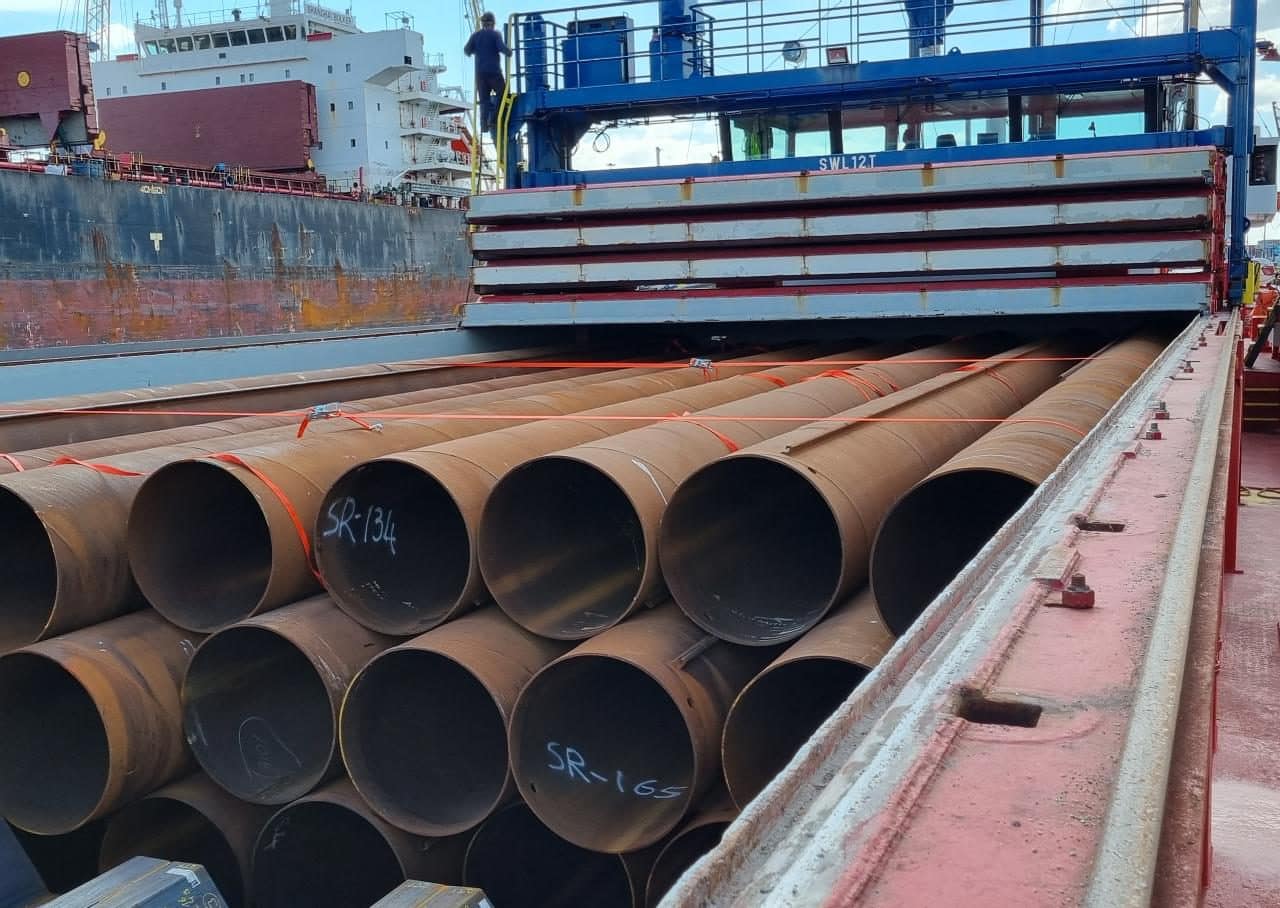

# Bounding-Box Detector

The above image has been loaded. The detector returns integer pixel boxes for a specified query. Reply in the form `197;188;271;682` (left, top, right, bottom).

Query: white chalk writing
321;496;398;555
545;742;687;800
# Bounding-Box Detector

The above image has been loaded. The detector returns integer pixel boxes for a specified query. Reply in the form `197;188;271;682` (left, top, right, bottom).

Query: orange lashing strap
0;454;25;472
674;413;740;453
810;369;884;402
50;456;144;477
752;373;789;388
208;452;323;583
296;403;382;438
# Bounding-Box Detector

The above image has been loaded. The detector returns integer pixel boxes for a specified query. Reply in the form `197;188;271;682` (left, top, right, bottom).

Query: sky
2;0;1278;171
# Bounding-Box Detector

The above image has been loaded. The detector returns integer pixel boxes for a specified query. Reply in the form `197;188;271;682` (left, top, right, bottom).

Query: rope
0;454;25;472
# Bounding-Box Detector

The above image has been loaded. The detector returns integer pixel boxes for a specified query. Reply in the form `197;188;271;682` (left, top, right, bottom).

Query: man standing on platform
464;11;512;141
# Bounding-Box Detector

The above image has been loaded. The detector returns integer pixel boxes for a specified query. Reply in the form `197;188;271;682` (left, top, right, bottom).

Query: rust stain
1054;155;1066;179
921;163;935;187
571;185;585;207
680;177;694;202
795;172;809;194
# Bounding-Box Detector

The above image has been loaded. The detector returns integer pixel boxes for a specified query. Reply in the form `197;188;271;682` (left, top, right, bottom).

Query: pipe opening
661;457;842;644
646;819;732;908
99;798;245;908
317;462;469;635
183;627;333;804
252;800;404;908
10;819;107;893
511;656;694;853
0;489;58;652
481;458;645;638
722;658;868;808
128;462;272;631
871;470;1033;636
0;654;109;834
464;803;636;908
342;650;508;836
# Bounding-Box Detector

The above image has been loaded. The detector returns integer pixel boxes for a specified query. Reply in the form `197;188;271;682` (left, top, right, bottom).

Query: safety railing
508;0;1189;93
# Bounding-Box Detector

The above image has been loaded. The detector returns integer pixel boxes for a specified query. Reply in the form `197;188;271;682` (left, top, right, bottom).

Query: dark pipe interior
722;659;868;808
645;820;731;908
481;458;645;638
183;627;333;804
342;650;509;835
10;818;108;894
660;457;843;644
0;654;109;834
464;803;635;908
252;801;403;908
511;656;694;853
316;462;470;635
871;470;1033;636
0;489;58;652
99;799;245;908
128;461;272;631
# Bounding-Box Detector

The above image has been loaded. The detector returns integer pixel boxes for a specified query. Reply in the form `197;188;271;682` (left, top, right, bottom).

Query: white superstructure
92;1;472;197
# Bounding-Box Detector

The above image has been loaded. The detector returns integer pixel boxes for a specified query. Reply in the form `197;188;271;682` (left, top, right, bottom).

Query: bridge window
266;26;284;41
143;40;158;54
230;31;248;46
194;34;211;50
247;29;266;44
284;24;298;39
212;32;230;48
157;38;177;53
176;36;192;51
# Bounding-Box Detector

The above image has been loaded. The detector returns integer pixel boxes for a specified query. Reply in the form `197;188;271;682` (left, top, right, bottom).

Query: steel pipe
316;346;864;635
129;359;773;633
182;596;393;805
0;610;198;834
644;799;738;908
870;334;1166;634
482;341;993;640
0;347;557;452
251;779;466;908
98;773;272;908
340;608;570;836
508;605;777;853
0;367;597;652
720;591;893;808
659;343;1072;646
463;802;654;908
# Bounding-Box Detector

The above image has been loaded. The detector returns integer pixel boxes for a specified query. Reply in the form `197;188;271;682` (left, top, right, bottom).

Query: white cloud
104;21;136;56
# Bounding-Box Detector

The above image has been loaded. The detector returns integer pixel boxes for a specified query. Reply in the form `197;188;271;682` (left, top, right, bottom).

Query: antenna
84;0;111;60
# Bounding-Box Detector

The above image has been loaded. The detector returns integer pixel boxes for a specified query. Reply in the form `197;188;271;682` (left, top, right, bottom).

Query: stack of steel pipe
0;334;1172;906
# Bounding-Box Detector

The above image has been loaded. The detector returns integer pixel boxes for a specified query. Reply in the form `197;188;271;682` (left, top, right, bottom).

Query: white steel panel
471;196;1213;256
472;240;1209;289
461;281;1210;326
467;149;1215;222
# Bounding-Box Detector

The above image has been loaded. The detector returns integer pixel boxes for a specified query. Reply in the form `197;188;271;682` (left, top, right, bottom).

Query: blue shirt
464;28;511;76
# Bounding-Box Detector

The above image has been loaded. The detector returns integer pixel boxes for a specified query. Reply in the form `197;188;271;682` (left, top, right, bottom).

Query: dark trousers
477;71;506;136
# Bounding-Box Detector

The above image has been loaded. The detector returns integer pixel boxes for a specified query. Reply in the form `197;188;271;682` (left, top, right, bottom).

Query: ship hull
0;168;470;350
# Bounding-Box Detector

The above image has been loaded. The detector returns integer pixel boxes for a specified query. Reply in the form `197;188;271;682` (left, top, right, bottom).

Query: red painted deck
1205;429;1280;907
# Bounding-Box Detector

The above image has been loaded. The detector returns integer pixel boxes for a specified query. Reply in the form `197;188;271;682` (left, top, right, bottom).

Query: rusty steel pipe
340;608;570;836
182;596;393;805
0;366;593;653
478;340;999;640
315;346;862;635
251;779;467;908
0;346;560;452
720;591;893;808
869;333;1167;635
644;798;738;908
463;802;655;908
98;773;272;908
0;610;198;834
659;343;1073;646
129;359;775;634
508;605;777;853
